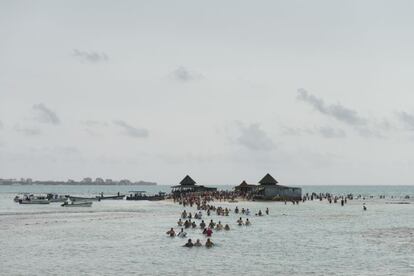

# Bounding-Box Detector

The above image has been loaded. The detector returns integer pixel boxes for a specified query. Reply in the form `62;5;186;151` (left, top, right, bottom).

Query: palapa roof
179;175;196;186
237;180;256;187
239;180;248;186
258;173;279;185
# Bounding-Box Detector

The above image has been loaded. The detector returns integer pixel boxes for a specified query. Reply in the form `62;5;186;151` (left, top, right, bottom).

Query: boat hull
19;200;50;204
96;195;125;200
61;202;93;207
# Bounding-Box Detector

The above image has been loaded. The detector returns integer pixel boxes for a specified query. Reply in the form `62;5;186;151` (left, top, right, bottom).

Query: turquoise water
0;185;413;275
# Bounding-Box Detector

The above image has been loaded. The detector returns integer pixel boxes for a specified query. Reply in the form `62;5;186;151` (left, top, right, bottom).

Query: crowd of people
166;190;374;247
166;191;270;248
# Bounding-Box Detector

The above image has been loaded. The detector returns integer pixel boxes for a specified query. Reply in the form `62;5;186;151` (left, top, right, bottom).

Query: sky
1;0;414;185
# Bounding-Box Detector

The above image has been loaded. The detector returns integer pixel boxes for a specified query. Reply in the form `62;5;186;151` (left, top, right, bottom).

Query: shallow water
0;185;414;276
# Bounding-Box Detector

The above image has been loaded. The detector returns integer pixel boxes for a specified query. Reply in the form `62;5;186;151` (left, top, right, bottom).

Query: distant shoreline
0;182;157;186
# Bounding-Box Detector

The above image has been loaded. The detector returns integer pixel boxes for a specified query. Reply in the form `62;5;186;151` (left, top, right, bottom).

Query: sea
0;185;413;276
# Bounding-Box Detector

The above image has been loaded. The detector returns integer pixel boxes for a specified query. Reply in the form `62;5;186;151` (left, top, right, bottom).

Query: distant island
0;177;157;186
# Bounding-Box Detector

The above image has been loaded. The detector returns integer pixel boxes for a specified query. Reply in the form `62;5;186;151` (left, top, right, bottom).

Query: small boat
14;193;30;202
47;193;68;203
19;198;50;204
61;201;93;207
17;194;50;204
69;196;99;202
126;191;166;201
95;194;125;200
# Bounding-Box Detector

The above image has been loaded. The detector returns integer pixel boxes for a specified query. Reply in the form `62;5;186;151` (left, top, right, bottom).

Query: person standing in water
205;238;214;248
166;228;176;237
206;227;213;237
194;239;202;247
178;228;187;237
265;208;269;215
184;239;194;247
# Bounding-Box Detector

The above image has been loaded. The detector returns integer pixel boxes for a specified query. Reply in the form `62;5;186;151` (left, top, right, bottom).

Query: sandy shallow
1;193;414;276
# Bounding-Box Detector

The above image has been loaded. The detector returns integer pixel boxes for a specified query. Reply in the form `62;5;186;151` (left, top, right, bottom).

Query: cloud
72;49;109;63
14;125;42;136
297;89;367;125
317;126;346;138
235;122;274;151
81;120;109;127
281;126;314;136
171;66;203;82
282;125;346;138
397;112;414;130
32;103;60;125
113;120;148;138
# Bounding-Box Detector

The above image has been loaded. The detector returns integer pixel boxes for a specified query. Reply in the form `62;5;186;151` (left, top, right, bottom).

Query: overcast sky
1;0;414;185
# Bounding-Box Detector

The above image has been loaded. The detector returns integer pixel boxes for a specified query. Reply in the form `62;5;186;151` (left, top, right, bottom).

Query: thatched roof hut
234;180;257;193
258;173;279;185
179;175;196;186
171;175;216;194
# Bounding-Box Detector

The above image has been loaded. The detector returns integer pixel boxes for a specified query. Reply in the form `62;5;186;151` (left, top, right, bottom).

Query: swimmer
194;239;202;247
184;220;191;229
205;238;214;248
245;209;250;215
363;204;367;211
177;219;183;226
181;210;187;219
177;228;187;238
200;220;206;229
237;217;243;226
258;210;263;216
216;221;223;230
235;206;239;214
224;224;230;231
166;227;176;237
206;227;213;237
245;218;251;226
225;208;229;216
209;219;215;228
265;208;269;215
184;238;193;247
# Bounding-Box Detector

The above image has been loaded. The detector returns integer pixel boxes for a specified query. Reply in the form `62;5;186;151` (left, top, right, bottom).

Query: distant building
171;175;217;194
119;179;131;185
253;173;301;200
105;179;113;184
95;178;104;183
82;177;92;183
234;180;257;193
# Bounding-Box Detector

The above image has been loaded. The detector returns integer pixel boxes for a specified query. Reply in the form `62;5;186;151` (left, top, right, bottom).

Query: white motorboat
61;201;93;207
47;193;68;203
17;194;50;204
19;198;50;204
